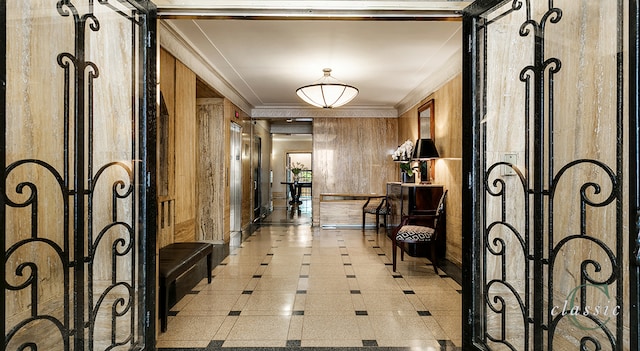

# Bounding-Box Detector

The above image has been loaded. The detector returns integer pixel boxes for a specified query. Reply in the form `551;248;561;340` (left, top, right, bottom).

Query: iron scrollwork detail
480;1;623;350
4;1;146;350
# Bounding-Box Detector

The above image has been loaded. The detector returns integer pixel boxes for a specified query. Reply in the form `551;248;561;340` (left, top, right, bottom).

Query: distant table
281;182;312;204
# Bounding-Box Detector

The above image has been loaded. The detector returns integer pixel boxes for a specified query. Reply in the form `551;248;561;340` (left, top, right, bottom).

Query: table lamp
412;139;439;183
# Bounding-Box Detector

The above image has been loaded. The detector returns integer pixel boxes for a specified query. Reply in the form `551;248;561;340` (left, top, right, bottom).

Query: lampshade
296;68;358;108
412;139;439;160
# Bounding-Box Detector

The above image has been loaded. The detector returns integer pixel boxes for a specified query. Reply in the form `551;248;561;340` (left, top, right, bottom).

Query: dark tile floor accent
157;207;462;350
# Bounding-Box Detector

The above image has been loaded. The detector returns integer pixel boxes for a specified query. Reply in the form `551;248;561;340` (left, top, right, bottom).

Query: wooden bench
159;242;213;332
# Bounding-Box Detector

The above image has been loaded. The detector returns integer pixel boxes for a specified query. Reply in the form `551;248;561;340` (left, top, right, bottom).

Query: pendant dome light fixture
296;68;359;108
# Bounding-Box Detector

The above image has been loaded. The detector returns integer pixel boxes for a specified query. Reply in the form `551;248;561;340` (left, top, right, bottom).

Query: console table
281;181;312;204
319;193;384;228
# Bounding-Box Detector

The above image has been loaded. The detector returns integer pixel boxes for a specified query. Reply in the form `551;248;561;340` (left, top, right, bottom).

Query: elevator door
230;123;242;236
253;136;262;220
463;0;639;350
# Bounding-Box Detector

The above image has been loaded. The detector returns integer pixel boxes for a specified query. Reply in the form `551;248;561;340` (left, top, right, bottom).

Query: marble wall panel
6;3;70;296
481;1;629;348
312;118;398;226
5;0;145;343
196;98;225;242
319;200;369;227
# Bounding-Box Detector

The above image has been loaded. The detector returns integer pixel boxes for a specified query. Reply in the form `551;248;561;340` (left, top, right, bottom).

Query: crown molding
395;47;463;115
251;107;398;119
160;22;401;119
159;21;253;115
156;1;471;18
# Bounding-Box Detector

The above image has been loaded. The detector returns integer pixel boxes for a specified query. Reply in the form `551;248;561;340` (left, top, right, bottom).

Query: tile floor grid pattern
157;225;461;351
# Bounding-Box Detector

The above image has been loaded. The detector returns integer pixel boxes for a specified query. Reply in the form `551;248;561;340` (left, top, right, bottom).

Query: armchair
392;190;447;274
362;195;389;233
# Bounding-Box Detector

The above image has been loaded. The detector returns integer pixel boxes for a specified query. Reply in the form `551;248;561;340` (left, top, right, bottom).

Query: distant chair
392;190;447;274
362;195;389;233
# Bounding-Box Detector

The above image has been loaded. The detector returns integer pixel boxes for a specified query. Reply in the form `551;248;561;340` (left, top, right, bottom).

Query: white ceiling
163;17;463;118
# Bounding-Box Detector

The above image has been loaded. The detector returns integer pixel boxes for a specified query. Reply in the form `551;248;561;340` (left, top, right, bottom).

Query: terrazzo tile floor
157;206;462;351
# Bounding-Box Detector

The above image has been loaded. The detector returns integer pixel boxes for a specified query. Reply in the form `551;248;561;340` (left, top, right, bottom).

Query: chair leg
392;239;397;272
375;213;380;233
400;244;405;261
430;243;439;275
362;212;366;232
382;214;387;233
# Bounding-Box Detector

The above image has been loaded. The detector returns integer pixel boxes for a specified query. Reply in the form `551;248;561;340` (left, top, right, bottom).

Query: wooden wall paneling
174;220;196;243
396;74;463;267
159;48;176;197
433;74;462;158
158;48;177;248
397;107;419;150
432;74;463;266
173;60;197;242
196;98;225;242
434;159;462;266
365;119;401;194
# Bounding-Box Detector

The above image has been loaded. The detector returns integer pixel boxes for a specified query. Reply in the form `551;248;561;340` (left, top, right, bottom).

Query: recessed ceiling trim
157;1;467;118
158;9;463;20
156;1;471;19
252;107;398;119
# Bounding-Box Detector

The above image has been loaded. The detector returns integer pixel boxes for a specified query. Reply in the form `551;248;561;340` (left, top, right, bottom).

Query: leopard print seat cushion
395;225;435;242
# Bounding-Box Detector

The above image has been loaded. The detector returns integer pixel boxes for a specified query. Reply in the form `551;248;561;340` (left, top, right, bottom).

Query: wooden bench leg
158;243;214;332
160;278;168;333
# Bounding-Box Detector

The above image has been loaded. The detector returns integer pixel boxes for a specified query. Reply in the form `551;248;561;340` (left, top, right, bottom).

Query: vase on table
401;171;414;183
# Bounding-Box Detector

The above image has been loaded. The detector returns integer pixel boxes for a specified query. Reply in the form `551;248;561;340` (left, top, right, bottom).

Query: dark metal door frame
630;1;640;351
253;136;262;221
2;1;157;349
462;0;639;349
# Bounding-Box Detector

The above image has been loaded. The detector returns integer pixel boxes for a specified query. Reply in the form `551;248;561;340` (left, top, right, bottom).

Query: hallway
157;208;462;350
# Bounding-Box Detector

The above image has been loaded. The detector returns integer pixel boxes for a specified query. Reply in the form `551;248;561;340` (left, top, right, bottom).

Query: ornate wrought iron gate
462;0;639;350
2;1;157;350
